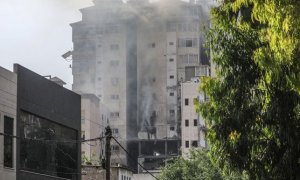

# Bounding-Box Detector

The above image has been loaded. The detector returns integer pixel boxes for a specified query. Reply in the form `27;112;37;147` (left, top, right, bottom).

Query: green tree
196;0;300;179
159;150;245;180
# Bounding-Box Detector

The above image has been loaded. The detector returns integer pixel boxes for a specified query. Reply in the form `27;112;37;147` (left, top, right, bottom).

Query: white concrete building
81;94;109;165
181;74;208;158
70;0;211;170
0;66;17;180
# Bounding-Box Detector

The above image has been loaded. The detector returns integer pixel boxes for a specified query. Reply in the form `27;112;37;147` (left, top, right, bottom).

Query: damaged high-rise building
71;0;212;172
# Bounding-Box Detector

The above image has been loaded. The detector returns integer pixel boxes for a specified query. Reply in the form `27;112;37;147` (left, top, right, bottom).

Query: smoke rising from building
71;0;212;170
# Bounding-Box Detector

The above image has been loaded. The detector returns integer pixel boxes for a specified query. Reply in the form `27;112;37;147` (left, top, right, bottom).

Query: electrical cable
0;132;105;143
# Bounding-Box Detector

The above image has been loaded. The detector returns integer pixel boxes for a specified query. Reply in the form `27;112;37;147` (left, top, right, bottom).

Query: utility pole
105;126;112;180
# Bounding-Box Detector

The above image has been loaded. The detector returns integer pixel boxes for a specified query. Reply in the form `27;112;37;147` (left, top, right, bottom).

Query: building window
194;119;198;126
169;42;174;45
178;38;198;48
110;60;119;67
185;141;189;148
185;98;189;106
81;110;85;124
112;145;119;152
185;119;189;127
167;22;177;32
147;43;155;48
192;141;198;147
170;126;175;131
110;112;120;118
111;78;119;86
112;128;119;134
110;44;119;51
170;75;174;79
20;111;78;179
169;110;175;117
4;116;13;168
169;58;174;62
169;92;174;96
111;94;119;100
178;54;199;64
81;131;85;140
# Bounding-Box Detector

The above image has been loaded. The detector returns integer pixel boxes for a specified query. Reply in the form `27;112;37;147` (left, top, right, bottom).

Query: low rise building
1;64;82;180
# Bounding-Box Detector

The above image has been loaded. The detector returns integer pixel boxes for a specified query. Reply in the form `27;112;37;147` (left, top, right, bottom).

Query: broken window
20;111;77;179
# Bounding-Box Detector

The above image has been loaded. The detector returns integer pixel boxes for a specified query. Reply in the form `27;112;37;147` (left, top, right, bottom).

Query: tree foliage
159;150;245;180
196;0;300;179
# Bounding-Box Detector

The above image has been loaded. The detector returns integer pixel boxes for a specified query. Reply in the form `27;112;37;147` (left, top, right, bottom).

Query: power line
111;136;159;180
0;132;105;143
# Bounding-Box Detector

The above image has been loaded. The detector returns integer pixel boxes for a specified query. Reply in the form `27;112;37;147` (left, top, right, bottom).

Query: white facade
71;0;211;167
0;66;17;180
133;173;159;180
181;77;207;158
81;94;109;164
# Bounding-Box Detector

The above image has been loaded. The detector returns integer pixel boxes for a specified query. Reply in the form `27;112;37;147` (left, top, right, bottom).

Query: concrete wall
81;94;108;165
181;79;206;158
82;166;105;180
0;66;17;180
133;173;159;180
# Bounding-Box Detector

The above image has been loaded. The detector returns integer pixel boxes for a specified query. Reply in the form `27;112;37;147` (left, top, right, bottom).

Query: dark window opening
148;43;156;48
186;40;193;47
112;145;119;151
185;119;189;127
170;75;174;79
169;58;174;62
194;119;198;126
192;141;198;147
185;141;189;148
170;126;175;131
4;116;13;168
170;92;174;96
185;98;189;106
169;110;175;117
169;42;174;45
